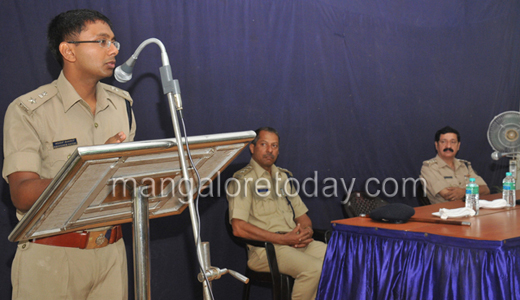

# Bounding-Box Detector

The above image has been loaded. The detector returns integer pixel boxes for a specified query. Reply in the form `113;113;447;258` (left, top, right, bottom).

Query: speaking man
3;9;135;299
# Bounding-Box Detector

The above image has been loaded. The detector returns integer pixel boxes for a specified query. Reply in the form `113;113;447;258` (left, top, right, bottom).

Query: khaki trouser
248;240;327;300
11;238;128;300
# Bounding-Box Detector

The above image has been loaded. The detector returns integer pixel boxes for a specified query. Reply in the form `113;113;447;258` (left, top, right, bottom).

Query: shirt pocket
252;196;278;216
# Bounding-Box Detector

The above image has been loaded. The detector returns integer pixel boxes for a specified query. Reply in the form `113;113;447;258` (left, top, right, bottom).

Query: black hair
47;9;113;67
251;127;280;145
435;126;460;142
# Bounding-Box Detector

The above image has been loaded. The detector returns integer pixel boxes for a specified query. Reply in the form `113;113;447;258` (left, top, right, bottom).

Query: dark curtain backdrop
1;0;519;299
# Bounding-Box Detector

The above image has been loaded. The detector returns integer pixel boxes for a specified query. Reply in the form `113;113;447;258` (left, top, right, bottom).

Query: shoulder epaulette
422;158;437;166
233;165;254;179
101;83;133;105
16;84;58;114
278;167;293;177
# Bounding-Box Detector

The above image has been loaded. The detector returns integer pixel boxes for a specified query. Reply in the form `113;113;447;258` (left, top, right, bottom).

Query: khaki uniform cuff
2;152;41;182
229;210;250;222
430;181;447;196
294;207;309;219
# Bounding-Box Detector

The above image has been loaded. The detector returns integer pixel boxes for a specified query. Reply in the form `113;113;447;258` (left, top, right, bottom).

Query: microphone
114;38;184;114
113;38;182;112
114;55;138;83
114;38;170;83
492;151;520;160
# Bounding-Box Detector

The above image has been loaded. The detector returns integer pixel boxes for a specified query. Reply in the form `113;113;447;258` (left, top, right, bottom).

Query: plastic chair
225;210;330;300
342;191;388;218
415;181;431;206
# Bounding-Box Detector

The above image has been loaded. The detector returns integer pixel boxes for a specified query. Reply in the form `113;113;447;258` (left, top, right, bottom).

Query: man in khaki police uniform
227;127;327;300
420;126;489;204
3;9;135;299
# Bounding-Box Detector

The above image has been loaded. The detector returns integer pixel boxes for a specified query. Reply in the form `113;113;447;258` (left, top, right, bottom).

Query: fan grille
487;111;520;153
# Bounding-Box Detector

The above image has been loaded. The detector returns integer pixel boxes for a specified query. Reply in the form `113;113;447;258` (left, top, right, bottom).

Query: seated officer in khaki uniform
227;127;327;300
420;126;489;204
3;9;135;299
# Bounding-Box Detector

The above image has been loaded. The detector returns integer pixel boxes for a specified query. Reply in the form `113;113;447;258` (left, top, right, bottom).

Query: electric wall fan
487;111;520;177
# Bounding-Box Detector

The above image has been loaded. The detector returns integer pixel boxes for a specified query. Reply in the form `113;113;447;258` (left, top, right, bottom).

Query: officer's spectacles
67;39;120;50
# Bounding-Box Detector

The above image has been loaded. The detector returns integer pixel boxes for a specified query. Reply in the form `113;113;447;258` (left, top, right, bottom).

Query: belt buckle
86;230;109;249
95;233;106;246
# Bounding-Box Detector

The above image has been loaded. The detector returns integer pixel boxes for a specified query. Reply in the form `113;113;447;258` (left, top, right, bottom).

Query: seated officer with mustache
420;126;490;204
227;127;327;300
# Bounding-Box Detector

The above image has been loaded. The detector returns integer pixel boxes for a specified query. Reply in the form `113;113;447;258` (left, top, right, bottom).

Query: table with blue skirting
317;198;520;300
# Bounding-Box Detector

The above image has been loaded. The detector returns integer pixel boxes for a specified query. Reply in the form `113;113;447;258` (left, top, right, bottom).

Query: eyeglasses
67;39;120;50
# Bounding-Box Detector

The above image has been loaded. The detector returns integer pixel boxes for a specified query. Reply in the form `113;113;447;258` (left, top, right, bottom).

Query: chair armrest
233;237;280;273
313;229;332;244
234;236;283;289
240;238;268;248
238;230;331;246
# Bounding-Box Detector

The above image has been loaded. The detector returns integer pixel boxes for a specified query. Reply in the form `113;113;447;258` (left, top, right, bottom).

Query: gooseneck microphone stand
115;38;247;300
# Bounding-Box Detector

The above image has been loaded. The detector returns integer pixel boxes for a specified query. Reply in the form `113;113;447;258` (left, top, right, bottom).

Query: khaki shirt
3;71;136;219
227;158;308;233
420;154;487;204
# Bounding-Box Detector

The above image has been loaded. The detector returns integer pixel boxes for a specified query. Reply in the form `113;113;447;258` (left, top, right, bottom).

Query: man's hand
231;218;314;248
438;187;465;201
283;223;314;248
105;131;126;144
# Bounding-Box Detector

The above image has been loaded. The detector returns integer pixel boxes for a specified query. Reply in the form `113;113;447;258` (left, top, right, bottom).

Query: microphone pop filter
369;203;415;224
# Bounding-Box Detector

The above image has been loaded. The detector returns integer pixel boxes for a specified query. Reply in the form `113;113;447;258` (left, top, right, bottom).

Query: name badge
53;138;78;149
444;176;453;179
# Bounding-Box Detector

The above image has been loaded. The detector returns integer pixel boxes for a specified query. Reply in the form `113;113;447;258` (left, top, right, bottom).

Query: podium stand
9;130;256;298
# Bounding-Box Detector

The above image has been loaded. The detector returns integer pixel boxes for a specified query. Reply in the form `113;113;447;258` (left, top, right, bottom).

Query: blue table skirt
317;223;520;300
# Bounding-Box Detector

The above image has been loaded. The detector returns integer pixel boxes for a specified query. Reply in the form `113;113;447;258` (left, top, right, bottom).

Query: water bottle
503;172;516;208
465;178;479;215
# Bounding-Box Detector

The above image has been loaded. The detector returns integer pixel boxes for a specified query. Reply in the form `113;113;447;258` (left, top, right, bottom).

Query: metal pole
166;92;210;299
201;242;212;300
133;185;151;300
114;39;248;299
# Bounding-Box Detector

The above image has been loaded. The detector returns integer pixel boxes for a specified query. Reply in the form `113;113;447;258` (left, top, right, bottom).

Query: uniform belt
30;225;122;249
